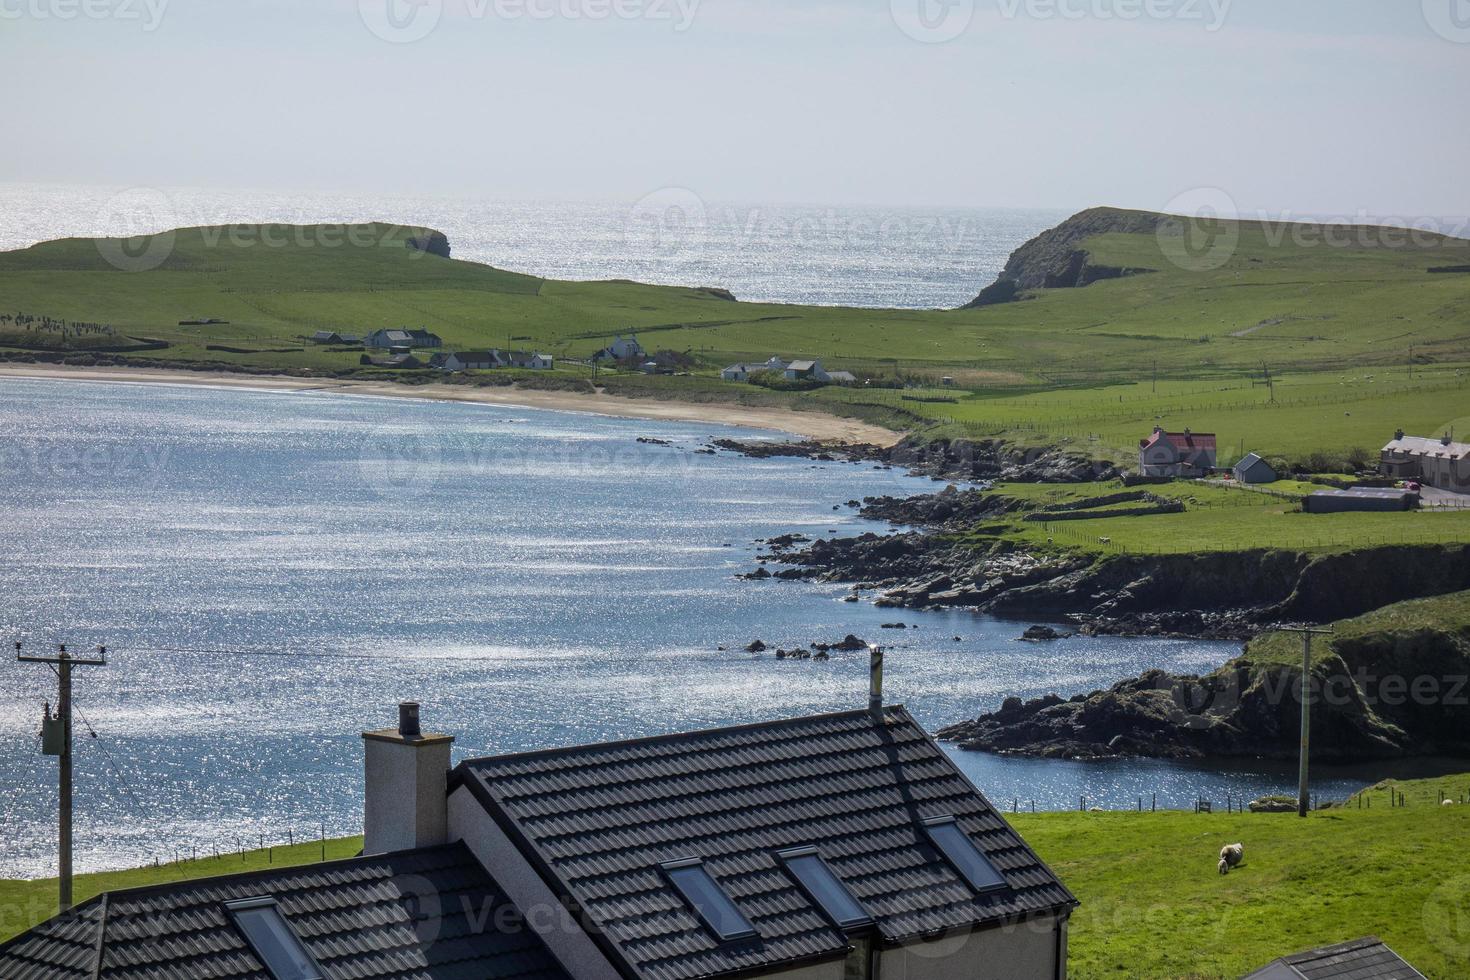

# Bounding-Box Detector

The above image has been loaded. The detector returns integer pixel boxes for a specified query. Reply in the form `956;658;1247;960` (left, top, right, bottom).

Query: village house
784;359;831;383
504;350;554;370
592;335;645;362
365;327;443;350
1380;429;1470;493
443;350;501;371
722;356;788;382
3;667;1077;980
1138;426;1217;477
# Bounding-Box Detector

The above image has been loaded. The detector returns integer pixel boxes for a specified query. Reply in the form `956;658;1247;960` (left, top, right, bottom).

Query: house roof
0;842;571;980
1243;935;1427;979
1382;434;1469;458
786;360;819;372
1140;429;1217;452
454;706;1076;980
826;371;857;382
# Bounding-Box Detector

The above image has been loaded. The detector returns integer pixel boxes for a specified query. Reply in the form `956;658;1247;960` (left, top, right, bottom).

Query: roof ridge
458;706;909;772
90;892;109;980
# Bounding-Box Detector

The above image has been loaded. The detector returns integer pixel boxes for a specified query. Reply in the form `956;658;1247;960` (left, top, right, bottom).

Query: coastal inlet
0;377;1365;877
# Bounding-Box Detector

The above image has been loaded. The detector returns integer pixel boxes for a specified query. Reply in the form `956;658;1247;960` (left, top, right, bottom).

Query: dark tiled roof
1247;936;1427;979
0;843;570;980
456;706;1076;980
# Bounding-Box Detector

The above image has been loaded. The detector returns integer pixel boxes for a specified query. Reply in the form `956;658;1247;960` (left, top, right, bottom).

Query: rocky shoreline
710;435;1120;484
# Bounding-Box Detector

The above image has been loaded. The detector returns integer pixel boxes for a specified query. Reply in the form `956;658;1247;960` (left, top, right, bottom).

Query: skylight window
225;898;325;980
922;816;1009;894
661;859;757;941
777;847;872;929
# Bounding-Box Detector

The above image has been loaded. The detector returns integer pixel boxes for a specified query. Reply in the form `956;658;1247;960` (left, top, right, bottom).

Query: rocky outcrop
964;207;1162;308
937;616;1470;762
712;436;1119;485
405;231;451;258
768;523;1470;640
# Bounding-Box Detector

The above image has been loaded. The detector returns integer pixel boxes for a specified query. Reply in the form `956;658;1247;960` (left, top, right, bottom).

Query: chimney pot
398;702;421;738
868;645;884;718
1395;428;1405;441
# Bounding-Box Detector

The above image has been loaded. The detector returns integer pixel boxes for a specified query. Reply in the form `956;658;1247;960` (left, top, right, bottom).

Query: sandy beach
0;364;903;446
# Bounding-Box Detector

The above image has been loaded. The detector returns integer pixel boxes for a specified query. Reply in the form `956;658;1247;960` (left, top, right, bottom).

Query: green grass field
3;212;1469;466
5;773;1468;978
962;481;1470;556
1015;770;1470;979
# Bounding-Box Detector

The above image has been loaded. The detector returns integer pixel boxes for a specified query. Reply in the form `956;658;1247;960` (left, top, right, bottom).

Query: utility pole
1276;628;1333;817
18;641;107;913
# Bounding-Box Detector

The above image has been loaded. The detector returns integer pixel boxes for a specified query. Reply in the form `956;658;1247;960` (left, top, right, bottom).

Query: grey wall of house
448;785;623;980
362;733;452;855
877;915;1064;980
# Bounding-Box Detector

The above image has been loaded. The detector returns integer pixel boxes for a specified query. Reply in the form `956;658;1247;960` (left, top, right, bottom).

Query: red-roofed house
1139;425;1217;477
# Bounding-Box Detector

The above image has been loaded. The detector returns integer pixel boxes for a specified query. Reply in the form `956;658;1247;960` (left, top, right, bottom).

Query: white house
593;335;645;362
722;356;788;382
366;327;443;350
442;350;501;371
1381;429;1470;493
3;666;1076;980
1138;426;1217;477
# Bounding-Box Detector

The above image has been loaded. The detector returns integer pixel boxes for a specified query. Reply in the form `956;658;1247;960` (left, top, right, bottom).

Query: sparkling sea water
0;378;1372;878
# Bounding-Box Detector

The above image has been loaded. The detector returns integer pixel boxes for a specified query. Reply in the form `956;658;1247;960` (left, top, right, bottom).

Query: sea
0;378;1375;879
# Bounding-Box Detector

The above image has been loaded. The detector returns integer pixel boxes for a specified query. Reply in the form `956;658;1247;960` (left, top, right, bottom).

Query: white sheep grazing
1443;799;1457;807
1217;842;1244;875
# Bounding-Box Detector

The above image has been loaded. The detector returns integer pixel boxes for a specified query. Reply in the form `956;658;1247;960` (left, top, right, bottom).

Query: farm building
1303;487;1419;514
1380;430;1470;493
826;370;858;384
1138;426;1217;477
1243;935;1427;979
785;358;831;382
359;352;423;369
1233;453;1278;484
309;330;359;345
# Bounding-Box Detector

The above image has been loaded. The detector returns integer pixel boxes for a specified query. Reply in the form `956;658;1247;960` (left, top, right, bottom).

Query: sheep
1217;842;1244;875
1443;799;1456;806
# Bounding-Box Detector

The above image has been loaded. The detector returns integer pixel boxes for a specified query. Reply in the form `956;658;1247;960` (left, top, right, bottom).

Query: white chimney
362;702;454;855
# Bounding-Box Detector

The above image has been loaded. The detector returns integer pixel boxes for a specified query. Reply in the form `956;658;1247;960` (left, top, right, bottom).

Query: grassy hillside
5;774;1469;978
1247;588;1470;667
2;211;1468;467
1016;769;1470;979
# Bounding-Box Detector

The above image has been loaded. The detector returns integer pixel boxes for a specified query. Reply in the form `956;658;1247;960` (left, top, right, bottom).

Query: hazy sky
4;0;1468;216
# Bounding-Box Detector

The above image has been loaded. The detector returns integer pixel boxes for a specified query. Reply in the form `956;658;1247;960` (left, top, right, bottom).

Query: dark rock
1021;625;1073;641
745;640;767;653
832;634;868;651
881;622;908;630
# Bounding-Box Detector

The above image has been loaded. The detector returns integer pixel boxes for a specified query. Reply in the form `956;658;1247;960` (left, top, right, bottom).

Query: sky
3;0;1469;217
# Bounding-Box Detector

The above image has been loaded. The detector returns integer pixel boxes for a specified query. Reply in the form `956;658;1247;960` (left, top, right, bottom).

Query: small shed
1233;453;1278;484
1303;487;1418;514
